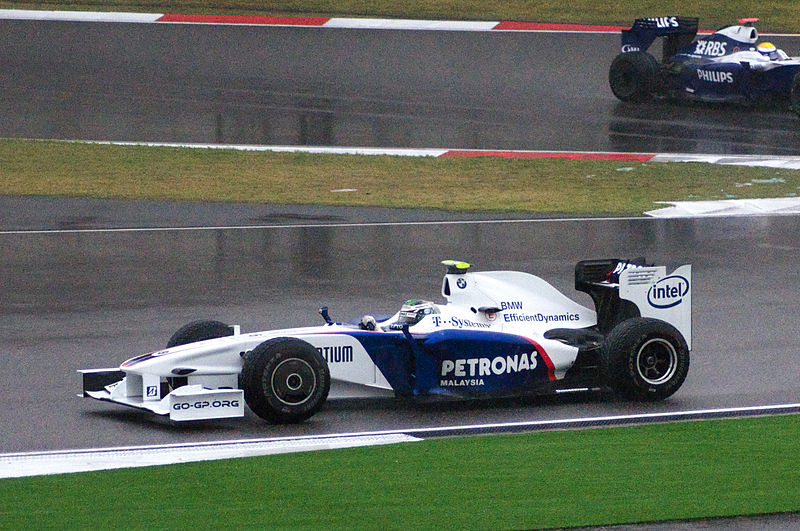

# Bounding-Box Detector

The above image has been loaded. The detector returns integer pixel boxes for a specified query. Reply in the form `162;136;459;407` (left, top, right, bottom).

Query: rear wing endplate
621;17;699;60
619;265;692;350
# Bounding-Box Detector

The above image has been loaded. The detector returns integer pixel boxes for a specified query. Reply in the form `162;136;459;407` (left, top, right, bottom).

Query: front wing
79;368;244;421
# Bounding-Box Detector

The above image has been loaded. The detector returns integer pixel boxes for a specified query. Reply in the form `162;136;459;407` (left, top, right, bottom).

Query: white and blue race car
80;259;692;424
609;17;800;115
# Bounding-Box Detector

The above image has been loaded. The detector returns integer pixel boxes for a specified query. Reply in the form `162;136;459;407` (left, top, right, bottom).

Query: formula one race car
609;17;800;115
80;259;692;424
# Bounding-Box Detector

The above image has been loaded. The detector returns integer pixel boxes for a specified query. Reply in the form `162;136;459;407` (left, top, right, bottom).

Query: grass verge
2;414;799;528
0;1;798;33
2;139;799;216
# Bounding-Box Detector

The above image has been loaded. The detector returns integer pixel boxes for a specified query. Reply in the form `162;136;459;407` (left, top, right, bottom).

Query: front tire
609;52;660;102
165;320;234;390
241;338;330;423
601;317;689;401
166;320;234;348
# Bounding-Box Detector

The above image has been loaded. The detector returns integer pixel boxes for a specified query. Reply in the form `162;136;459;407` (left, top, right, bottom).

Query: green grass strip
2;139;799;216
2;415;799;529
1;0;798;33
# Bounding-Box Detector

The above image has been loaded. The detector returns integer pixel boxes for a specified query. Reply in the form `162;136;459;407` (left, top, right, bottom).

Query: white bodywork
689;24;800;70
81;263;692;421
715;25;759;45
710;49;800;71
619;264;692;349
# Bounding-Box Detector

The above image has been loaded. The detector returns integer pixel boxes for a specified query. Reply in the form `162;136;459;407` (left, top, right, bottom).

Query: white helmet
397;299;439;326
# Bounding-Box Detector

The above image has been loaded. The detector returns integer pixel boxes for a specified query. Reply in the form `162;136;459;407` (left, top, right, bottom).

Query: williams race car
609;17;800;115
80;259;692;424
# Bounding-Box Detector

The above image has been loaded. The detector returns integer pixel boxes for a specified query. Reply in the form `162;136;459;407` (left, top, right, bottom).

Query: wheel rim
636;338;678;385
270;358;317;406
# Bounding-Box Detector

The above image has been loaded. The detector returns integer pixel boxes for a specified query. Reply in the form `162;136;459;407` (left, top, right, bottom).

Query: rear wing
576;259;692;350
621;16;699;60
619;265;692;350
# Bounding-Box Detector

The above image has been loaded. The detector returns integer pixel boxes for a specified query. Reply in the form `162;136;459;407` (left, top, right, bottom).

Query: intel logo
647;275;689;309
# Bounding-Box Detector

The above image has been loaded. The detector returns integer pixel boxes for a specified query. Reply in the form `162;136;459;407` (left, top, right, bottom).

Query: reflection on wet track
2;21;799;153
0;19;799;455
1;211;798;452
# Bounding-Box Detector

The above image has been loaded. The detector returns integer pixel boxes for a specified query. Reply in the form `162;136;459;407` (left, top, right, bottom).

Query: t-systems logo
647;275;690;309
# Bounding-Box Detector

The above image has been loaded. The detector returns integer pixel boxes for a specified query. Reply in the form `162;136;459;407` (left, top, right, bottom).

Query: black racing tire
166;320;234;348
165;320;235;391
241;337;330;424
791;72;800;117
609;52;660;102
601;317;689;401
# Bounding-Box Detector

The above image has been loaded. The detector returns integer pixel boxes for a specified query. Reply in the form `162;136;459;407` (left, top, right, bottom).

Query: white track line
0;434;421;479
0;216;659;236
77;140;450;157
66;139;800;170
2;403;798;478
1;9;796;36
7;140;798;221
323;18;498;31
0;9;162;23
646;197;800;217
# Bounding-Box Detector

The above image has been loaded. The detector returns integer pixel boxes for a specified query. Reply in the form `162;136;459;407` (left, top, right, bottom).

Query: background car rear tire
791;72;800;117
609;52;660;102
601;317;689;401
166;319;234;348
241;337;330;424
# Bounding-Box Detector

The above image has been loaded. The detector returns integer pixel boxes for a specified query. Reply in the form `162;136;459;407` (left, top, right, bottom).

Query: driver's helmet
397;299;439;326
757;42;779;60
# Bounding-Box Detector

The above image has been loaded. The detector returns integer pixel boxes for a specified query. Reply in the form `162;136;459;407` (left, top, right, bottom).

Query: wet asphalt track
2;20;800;153
0;20;798;460
1;199;799;453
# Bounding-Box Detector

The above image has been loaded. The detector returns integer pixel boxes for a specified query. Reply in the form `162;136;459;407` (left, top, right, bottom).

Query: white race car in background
81;259;692;424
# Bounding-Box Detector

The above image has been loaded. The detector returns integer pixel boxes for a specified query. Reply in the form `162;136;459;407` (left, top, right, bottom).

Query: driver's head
757;41;779;60
397;299;439;326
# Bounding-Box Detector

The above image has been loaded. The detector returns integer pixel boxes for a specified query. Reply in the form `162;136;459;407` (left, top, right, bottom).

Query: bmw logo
456;278;467;289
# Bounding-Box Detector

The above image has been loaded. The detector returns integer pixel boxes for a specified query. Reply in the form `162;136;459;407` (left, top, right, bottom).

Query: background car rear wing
621;16;699;60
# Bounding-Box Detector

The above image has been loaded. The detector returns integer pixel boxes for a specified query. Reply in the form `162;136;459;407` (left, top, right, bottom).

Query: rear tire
601;317;689;401
241;338;330;423
609;52;660;102
790;72;800;117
